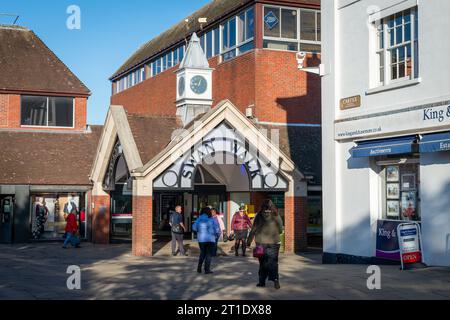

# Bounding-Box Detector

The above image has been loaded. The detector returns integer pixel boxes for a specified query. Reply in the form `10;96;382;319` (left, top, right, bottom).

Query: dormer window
21;95;74;128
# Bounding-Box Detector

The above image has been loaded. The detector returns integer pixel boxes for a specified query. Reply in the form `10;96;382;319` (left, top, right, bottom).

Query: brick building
90;0;322;255
0;25;101;243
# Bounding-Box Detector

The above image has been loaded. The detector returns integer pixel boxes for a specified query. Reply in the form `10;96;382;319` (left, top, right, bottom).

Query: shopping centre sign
335;103;450;140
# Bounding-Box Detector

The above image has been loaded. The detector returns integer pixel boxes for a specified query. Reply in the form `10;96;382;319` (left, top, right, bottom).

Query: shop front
331;101;450;266
89;101;309;256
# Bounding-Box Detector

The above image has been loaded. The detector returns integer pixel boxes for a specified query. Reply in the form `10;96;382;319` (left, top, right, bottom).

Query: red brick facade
111;50;321;125
132;196;153;256
0;93;88;131
284;196;308;252
91;195;111;244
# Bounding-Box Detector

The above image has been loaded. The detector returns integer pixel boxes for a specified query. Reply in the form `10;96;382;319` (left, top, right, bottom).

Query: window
374;8;418;86
221;7;254;61
381;162;420;221
263;5;321;53
21;95;73;127
206;30;213;58
214;28;220;56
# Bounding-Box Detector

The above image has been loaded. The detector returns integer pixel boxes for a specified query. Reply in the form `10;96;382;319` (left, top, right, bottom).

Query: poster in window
401;174;416;191
386;183;400;199
386;166;399;182
387;200;400;218
401;192;416;219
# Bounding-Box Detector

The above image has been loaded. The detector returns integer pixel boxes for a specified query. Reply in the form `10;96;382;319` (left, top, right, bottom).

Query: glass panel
395;12;402;26
300;10;316;41
179;46;185;62
206;30;213;58
264;40;298;51
168;51;173;68
229;17;236;48
404;22;411;42
238;41;254;54
238;12;246;43
391;64;398;80
223;49;236;61
214;28;220;55
398;62;405;78
395;25;403;44
316;12;321;41
222;22;229;49
156;59;161;74
246;8;254;39
299;42;320;53
163;55;167;70
391;48;397;64
21;95;47;126
173;49;178;65
200;34;205;52
48;97;73;127
264;7;280;37
281;8;297;39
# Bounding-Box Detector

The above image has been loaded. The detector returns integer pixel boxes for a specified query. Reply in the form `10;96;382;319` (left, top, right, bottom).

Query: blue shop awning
419;131;450;153
352;135;417;158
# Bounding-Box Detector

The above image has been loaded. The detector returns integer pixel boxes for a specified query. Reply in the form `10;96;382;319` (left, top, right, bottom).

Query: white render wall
420;153;450;267
322;0;450;263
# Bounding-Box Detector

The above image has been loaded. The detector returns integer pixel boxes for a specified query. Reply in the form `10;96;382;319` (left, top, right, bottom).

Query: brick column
284;195;308;253
132;195;153;256
91;194;110;244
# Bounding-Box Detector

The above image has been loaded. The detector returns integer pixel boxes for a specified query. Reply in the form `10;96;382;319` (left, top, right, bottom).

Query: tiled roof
126;113;180;165
111;0;320;80
0;25;90;96
0;126;102;185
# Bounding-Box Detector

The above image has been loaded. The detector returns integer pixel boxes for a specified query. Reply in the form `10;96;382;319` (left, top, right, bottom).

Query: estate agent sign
335;102;450;140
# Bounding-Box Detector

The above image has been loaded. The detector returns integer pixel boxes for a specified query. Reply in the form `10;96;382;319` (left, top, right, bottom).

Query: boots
242;243;247;257
235;242;240;256
197;264;202;273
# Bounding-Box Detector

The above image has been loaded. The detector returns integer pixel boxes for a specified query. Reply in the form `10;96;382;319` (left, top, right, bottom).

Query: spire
179;32;210;69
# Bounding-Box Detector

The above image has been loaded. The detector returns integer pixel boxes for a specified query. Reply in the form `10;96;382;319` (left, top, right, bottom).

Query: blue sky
1;0;210;124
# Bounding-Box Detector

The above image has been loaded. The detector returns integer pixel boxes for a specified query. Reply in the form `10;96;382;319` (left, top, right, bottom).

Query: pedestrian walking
247;199;283;289
169;205;187;256
211;208;225;256
192;207;221;274
231;205;252;256
62;208;81;249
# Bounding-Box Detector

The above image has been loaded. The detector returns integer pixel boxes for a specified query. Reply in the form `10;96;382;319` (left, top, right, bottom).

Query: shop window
263;5;321;53
21;95;74;127
373;7;418;87
381;162;420;221
31;194;86;240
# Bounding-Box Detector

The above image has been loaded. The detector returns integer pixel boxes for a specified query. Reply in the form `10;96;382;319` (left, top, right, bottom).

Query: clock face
178;76;185;96
190;75;207;94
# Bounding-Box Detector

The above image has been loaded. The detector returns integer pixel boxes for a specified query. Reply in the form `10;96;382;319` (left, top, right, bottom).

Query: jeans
198;242;214;272
63;232;80;248
258;244;280;284
171;232;185;255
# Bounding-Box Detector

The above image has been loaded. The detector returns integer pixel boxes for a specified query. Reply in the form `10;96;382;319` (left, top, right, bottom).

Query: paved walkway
0;242;449;300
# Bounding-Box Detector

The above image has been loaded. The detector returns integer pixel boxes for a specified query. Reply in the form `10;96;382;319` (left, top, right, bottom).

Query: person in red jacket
62;209;81;249
231;205;252;256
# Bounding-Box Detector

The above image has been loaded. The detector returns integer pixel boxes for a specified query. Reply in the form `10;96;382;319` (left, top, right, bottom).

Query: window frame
374;7;418;88
262;4;321;53
221;6;255;61
20;95;75;129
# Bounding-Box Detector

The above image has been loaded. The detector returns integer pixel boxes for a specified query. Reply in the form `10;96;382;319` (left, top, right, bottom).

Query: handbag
222;231;228;242
227;232;235;241
253;245;264;258
171;224;183;234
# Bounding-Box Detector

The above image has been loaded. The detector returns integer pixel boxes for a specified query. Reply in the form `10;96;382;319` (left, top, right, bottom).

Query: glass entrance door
192;192;227;241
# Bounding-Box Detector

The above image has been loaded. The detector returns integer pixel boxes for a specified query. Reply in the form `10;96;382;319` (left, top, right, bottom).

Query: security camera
296;51;307;69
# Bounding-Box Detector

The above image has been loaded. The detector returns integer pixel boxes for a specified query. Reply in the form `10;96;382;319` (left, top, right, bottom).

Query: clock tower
176;33;213;127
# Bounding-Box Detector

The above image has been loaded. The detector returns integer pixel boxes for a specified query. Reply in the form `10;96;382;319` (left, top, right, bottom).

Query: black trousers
234;229;248;254
198;242;214;271
258;244;280;283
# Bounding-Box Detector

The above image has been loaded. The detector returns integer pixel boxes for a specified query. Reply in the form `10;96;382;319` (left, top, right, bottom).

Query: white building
322;0;450;266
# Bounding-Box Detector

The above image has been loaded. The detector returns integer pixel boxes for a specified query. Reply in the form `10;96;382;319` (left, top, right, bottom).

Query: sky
1;0;210;124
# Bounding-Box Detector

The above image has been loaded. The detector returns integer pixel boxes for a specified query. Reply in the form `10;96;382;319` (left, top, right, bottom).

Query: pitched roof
0;25;90;96
0;126;102;185
111;0;320;80
126;113;180;165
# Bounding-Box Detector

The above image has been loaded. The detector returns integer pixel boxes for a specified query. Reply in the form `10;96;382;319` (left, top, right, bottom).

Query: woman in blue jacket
192;207;221;274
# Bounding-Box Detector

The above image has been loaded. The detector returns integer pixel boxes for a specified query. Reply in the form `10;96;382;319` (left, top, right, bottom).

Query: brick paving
0;242;449;300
